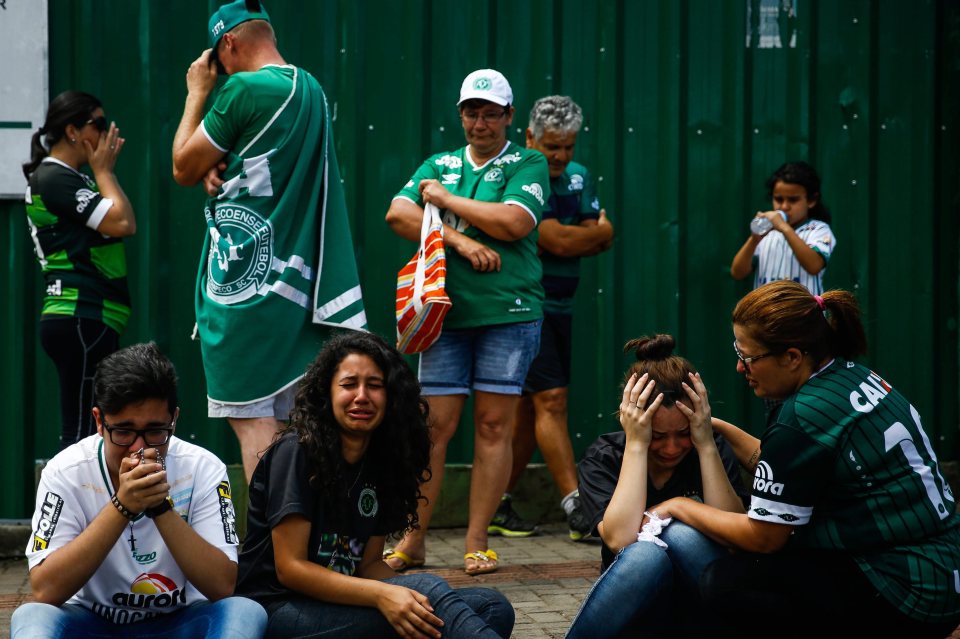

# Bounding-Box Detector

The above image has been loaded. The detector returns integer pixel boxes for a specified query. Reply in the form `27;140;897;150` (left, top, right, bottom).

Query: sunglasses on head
86;116;108;132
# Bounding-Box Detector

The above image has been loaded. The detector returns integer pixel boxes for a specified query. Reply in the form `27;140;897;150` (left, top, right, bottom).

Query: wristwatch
145;496;175;519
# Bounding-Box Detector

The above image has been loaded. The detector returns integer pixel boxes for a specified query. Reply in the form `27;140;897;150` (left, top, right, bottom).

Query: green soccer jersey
394;142;547;329
749;358;960;621
25;158;131;334
540;161;601;315
198;65;365;403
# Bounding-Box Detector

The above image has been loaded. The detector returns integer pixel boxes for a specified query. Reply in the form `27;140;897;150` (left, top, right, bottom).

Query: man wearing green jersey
385;69;548;575
172;0;365;482
489;96;614;541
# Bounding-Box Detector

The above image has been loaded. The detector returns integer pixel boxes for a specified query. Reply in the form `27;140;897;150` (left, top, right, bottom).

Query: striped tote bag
396;203;452;354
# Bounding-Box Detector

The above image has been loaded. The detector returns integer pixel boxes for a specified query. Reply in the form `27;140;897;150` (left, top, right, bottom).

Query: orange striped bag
396;203;452;354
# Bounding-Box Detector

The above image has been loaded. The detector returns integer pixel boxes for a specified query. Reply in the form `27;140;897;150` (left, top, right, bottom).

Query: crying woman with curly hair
236;331;515;639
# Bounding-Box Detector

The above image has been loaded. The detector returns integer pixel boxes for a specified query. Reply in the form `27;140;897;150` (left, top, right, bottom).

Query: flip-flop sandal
383;548;425;572
463;549;499;576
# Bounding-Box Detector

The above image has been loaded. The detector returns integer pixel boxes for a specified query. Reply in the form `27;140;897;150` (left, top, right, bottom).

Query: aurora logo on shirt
753;461;784;495
522;183;545;206
75;188;96;213
204;204;274;304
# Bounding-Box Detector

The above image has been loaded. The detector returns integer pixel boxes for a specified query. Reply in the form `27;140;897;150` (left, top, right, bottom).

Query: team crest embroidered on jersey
358;487;379;518
484;168;504;183
568;174;584;191
522;183;545;205
204;204;274;304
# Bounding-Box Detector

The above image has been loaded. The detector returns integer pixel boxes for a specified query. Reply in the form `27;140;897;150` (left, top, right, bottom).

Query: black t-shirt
578;431;748;568
236;431;405;601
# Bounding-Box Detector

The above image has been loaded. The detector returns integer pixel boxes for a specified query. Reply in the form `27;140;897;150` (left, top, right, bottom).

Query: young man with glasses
11;343;266;638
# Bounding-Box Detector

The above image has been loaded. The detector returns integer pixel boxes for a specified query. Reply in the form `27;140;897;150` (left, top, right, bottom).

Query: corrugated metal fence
1;0;957;517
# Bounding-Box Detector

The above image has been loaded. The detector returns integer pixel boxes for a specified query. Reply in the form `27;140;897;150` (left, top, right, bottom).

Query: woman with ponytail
24;91;137;449
646;280;960;637
567;335;747;639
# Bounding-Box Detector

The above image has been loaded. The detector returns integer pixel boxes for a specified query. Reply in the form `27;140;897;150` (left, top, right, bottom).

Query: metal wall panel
1;0;957;517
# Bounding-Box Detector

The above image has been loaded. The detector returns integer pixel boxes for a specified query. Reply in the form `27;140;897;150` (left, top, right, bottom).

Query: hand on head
675;372;715;449
619;372;664;446
85;122;123;174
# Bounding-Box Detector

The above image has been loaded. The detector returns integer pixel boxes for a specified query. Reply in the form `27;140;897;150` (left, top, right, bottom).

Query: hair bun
623;334;676;361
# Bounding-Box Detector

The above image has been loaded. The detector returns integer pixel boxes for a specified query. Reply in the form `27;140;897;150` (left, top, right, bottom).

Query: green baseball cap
208;0;271;48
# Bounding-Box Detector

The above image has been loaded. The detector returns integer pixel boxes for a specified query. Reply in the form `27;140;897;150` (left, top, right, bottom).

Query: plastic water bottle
750;210;787;236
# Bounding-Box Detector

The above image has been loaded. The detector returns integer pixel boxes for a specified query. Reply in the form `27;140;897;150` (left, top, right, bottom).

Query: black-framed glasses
733;340;775;368
86;116;108;132
101;417;174;447
460;109;508;124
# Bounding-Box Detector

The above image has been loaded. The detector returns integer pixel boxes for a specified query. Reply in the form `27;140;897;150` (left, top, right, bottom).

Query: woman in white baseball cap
385;69;550;576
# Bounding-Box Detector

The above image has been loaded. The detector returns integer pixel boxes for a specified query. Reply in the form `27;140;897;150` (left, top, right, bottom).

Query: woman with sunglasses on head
236;331;515;639
23;90;137;450
645;280;960;638
566;335;748;639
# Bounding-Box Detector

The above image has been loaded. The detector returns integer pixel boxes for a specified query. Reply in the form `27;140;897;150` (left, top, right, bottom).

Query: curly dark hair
281;331;431;533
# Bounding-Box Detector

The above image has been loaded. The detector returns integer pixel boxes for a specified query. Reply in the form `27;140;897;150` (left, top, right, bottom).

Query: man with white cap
172;0;366;484
385;69;549;575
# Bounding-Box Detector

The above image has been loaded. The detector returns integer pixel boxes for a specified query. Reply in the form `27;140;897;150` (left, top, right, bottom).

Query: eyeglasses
85;116;108;132
101;417;175;447
733;340;775;368
460;109;508;124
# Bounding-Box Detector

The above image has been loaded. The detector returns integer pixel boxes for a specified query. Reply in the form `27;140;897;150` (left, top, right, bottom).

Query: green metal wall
2;0;958;517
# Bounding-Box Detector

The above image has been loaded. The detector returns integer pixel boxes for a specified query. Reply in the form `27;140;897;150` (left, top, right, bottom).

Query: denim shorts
207;381;298;420
419;319;542;396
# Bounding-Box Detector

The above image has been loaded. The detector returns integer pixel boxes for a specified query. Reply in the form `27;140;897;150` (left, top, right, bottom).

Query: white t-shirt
26;435;238;625
753;218;836;295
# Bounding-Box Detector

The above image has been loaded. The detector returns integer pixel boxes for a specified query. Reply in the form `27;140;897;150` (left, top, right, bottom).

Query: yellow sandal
464;549;499;575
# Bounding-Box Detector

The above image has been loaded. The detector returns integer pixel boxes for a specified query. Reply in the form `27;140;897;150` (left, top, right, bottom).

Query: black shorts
523;312;572;393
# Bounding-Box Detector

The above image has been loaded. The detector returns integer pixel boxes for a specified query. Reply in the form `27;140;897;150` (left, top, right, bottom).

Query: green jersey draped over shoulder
25;158;131;334
198;65;365;404
394;142;547;329
749;358;960;622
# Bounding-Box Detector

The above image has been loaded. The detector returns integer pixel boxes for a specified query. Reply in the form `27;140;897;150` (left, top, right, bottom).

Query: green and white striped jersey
749;358;960;621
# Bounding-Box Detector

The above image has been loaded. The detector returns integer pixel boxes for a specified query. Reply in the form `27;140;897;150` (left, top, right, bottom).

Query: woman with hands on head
567;335;747;639
647;281;960;638
23;90;137;449
236;331;514;639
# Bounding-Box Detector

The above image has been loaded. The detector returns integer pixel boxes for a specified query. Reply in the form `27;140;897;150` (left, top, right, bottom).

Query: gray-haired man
489;96;614;540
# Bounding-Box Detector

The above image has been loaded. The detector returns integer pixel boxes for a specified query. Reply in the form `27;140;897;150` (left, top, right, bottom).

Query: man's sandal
383;549;425;572
464;549;499;576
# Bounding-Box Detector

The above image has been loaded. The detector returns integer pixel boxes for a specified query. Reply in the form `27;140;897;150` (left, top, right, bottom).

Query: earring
70;138;77;143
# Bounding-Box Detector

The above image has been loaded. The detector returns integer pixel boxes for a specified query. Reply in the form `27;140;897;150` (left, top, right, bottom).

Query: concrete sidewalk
0;522;600;638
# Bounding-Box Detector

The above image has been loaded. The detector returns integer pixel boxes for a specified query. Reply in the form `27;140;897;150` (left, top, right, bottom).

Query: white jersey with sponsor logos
26;435;238;624
753;218;836;295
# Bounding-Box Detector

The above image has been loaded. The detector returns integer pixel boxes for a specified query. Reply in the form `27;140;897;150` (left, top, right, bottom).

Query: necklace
346;461;365;495
127;520;138;554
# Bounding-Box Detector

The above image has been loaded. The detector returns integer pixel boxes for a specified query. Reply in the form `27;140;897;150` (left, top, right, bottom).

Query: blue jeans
263;573;514;638
11;598;266;639
419;320;542;395
566;522;726;639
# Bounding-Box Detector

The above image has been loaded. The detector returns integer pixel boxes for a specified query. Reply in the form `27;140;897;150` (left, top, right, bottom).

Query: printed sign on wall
0;0;49;199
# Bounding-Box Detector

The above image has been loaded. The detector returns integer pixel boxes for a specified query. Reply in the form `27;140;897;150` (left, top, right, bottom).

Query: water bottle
750;210;787;236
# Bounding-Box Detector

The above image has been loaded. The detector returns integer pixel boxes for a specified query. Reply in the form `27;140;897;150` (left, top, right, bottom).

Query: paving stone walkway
0;523;600;638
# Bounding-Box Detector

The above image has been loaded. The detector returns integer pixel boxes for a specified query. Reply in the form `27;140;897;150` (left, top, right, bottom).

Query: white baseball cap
458;69;513;107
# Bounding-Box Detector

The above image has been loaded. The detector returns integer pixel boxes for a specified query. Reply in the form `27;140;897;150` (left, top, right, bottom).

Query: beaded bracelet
111;494;139;520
